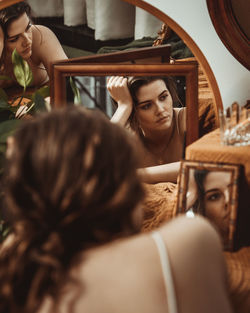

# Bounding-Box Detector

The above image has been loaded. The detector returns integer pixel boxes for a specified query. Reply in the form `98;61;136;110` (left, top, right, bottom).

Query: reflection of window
175;76;186;107
73;76;114;117
71;75;186;117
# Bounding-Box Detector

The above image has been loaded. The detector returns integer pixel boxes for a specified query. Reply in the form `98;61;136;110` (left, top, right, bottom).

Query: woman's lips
156;115;169;123
22;46;31;54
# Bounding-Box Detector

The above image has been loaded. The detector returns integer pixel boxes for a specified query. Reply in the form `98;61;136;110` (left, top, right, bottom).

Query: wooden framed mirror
0;0;221;139
206;0;250;70
176;160;240;251
51;62;198;146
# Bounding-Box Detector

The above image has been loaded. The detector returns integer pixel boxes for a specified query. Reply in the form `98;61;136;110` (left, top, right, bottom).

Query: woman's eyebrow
205;188;220;194
7;21;31;39
137;89;168;105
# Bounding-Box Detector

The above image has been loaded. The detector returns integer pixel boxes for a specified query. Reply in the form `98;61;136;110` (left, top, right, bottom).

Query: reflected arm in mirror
137;161;180;184
108;76;133;126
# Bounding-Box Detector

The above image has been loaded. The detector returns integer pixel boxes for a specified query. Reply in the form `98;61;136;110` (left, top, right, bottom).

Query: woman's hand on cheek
107;76;133;109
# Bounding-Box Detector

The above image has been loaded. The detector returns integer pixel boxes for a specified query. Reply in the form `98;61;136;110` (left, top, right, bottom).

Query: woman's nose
224;189;230;209
22;34;31;46
155;101;165;114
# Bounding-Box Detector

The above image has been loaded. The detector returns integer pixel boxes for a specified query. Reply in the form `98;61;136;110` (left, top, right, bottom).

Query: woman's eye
26;22;32;31
8;37;18;43
206;191;223;202
140;103;151;110
159;94;167;101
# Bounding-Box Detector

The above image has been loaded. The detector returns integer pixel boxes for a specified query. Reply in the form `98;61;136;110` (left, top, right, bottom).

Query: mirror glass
69;75;186;118
0;0;218;140
65;74;187;167
27;0;167;56
176;160;240;251
51;63;198;147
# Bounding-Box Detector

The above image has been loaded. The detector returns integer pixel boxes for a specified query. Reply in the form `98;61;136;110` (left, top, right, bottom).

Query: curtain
28;0;162;41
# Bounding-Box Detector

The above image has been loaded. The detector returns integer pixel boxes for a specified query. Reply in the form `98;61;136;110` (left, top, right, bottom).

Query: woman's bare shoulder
31;25;67;73
32;25;56;40
31;25;62;50
174;107;186;136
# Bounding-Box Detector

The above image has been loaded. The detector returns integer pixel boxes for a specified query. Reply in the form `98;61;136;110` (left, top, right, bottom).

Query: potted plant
0;49;50;242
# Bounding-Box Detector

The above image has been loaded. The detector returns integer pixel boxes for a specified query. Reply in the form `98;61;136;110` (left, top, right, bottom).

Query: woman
186;168;232;245
108;76;186;183
0;1;67;88
0;106;232;313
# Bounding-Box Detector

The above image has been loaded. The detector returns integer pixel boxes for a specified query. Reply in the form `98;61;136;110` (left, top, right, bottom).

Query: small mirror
176;160;240;251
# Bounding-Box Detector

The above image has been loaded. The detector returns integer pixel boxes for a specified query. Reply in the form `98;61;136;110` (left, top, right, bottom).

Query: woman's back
38;217;232;313
0;107;232;313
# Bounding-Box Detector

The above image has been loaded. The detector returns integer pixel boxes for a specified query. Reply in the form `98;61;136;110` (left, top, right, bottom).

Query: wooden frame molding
0;0;21;10
51;62;198;146
177;160;240;251
206;0;250;71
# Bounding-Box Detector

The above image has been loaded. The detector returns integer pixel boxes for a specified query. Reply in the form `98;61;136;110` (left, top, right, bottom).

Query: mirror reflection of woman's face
6;13;33;60
203;171;231;234
135;79;173;133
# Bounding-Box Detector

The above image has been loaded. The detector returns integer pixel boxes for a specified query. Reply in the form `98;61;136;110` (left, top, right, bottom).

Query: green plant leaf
0;88;8;103
70;77;82;105
0;119;21;144
30;92;47;114
0;75;12;81
0;89;16;117
12;49;33;89
0;106;16;115
37;85;50;99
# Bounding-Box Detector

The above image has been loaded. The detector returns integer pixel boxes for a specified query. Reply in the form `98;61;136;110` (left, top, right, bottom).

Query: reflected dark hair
0;106;144;313
192;169;209;215
0;1;31;36
127;76;180;107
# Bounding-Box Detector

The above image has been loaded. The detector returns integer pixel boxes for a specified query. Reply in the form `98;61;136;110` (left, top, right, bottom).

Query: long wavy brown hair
0;106;144;313
0;1;31;35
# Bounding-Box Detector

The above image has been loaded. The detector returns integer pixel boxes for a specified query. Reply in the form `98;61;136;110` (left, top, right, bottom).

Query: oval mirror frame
206;0;250;71
1;0;223;117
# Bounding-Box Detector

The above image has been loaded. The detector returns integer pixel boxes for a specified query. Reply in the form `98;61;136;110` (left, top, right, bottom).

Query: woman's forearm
110;104;132;126
108;76;133;126
137;161;180;184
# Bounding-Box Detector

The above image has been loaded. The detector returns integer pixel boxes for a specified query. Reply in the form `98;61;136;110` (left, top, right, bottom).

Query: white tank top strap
151;231;178;313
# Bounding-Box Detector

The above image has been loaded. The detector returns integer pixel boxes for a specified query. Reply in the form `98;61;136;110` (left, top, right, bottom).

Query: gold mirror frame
51;62;198;146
